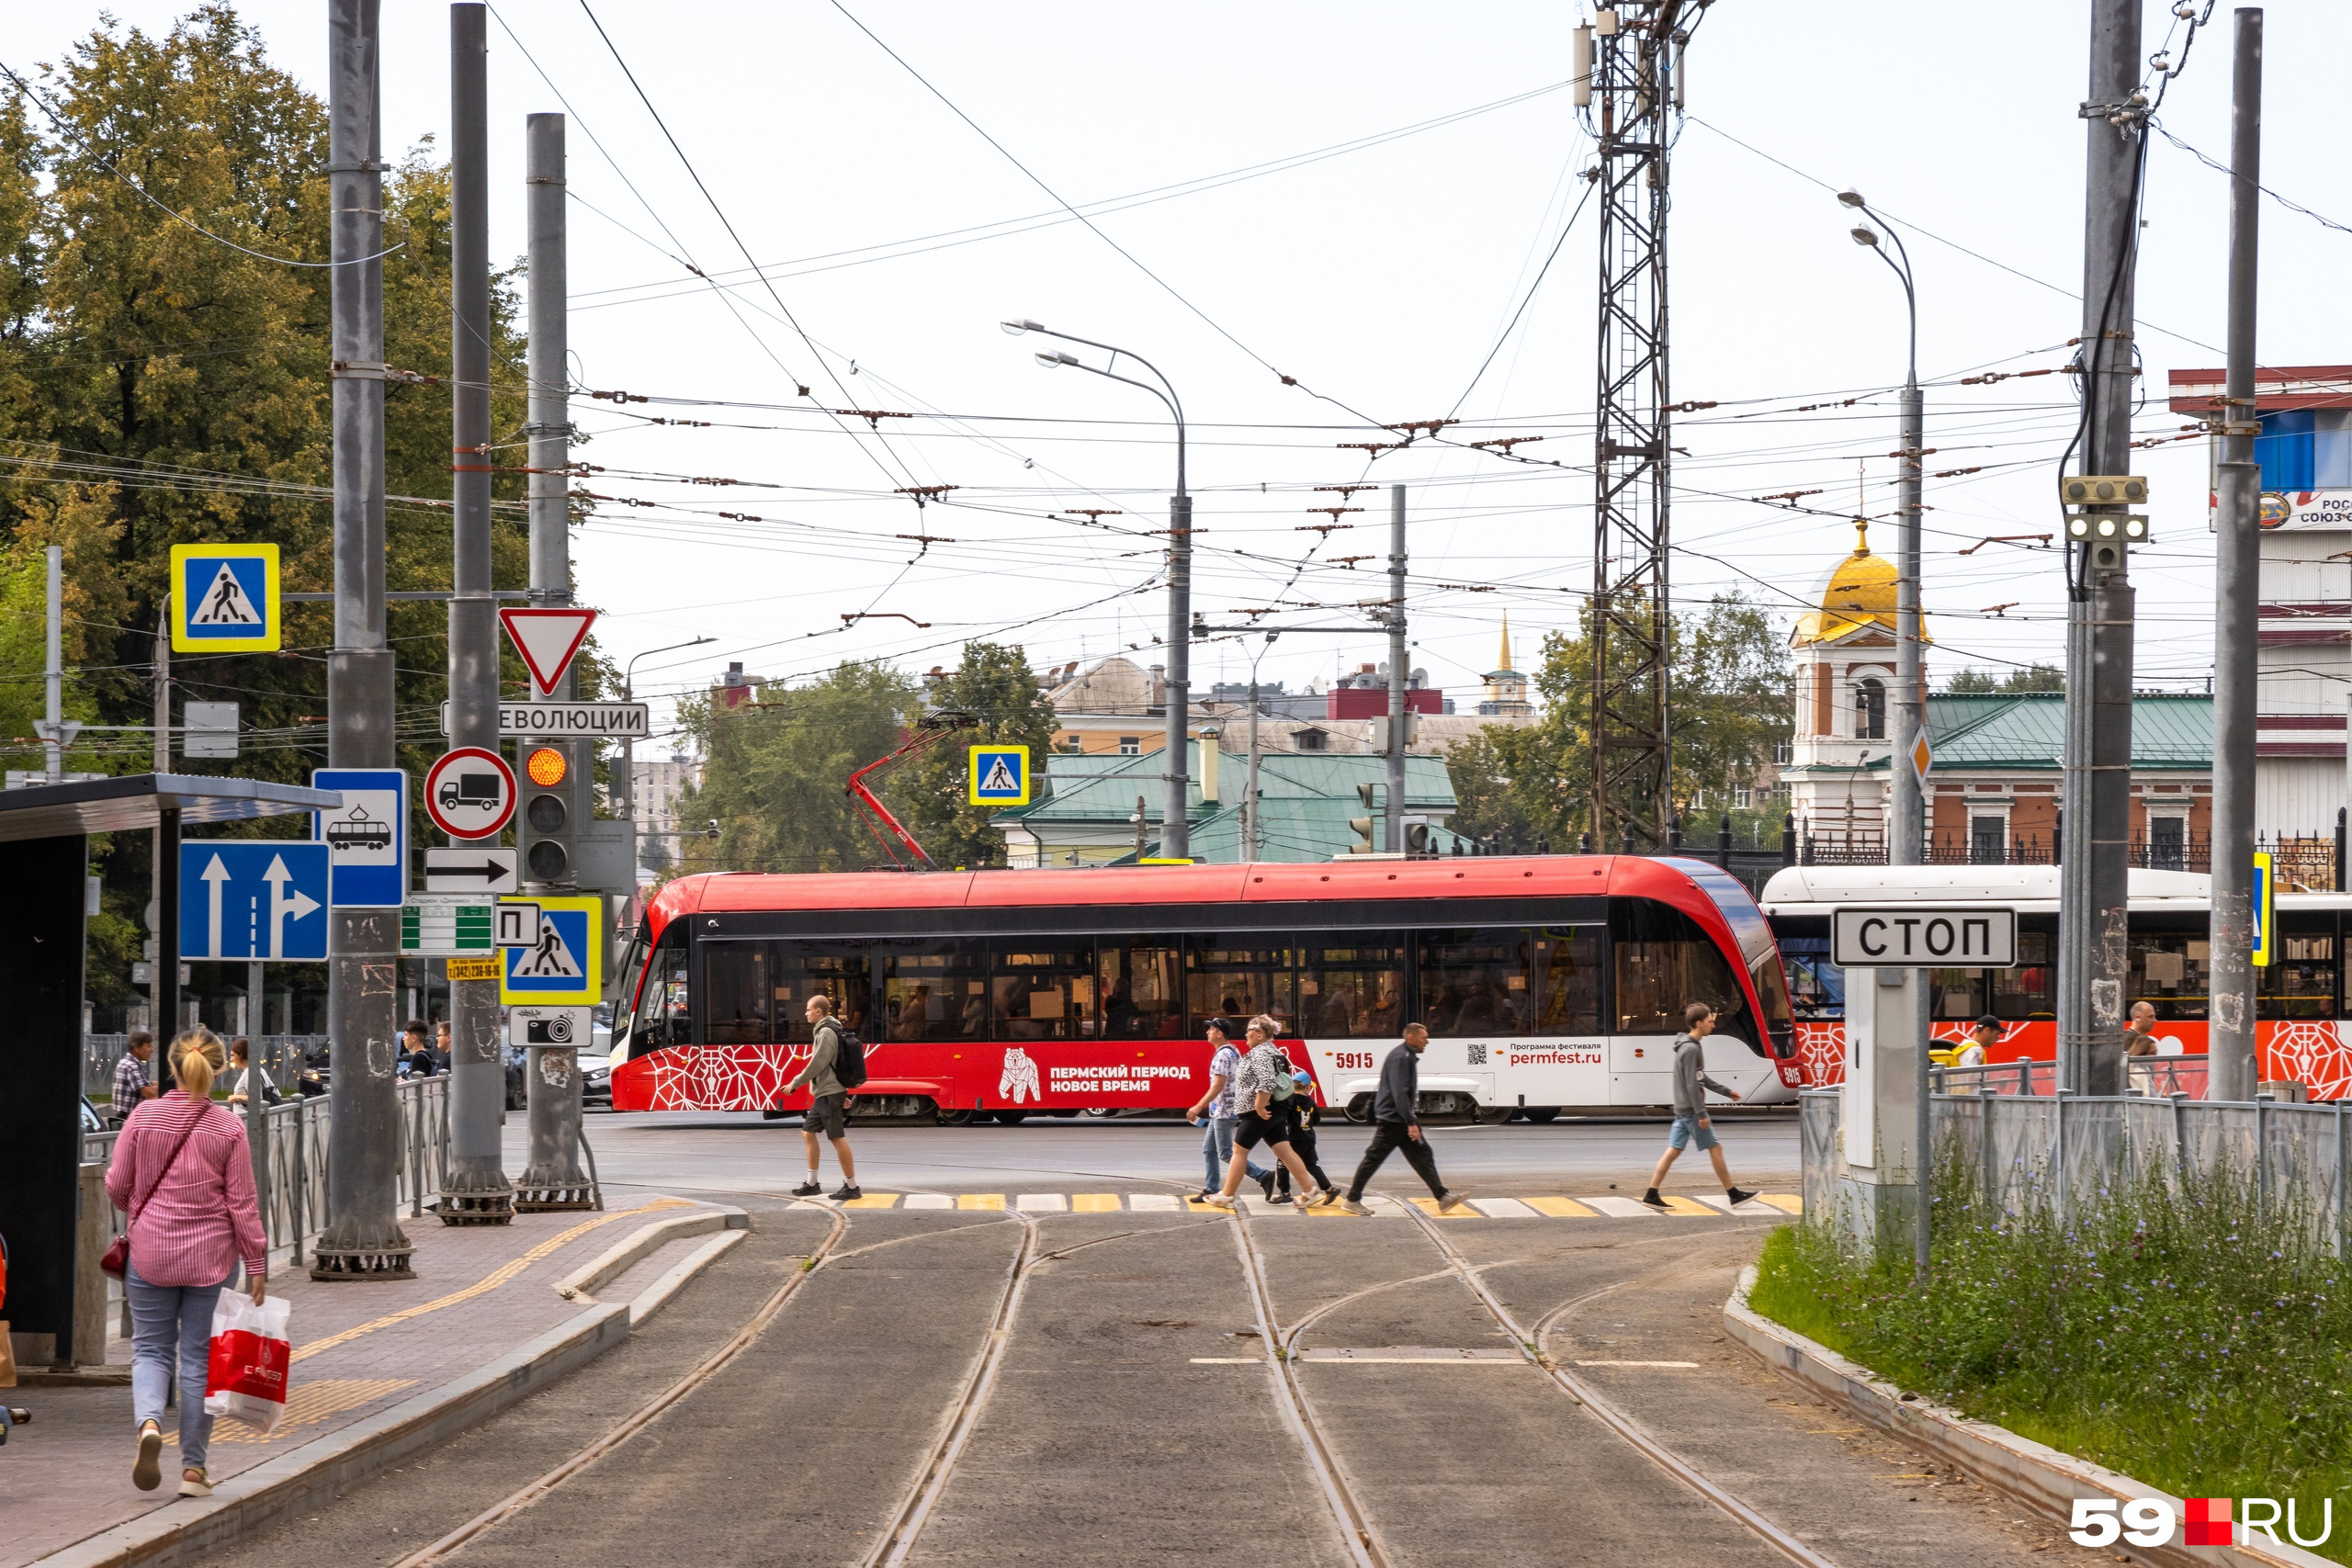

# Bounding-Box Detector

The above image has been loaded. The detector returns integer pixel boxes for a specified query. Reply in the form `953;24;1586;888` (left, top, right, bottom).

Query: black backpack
823;1019;869;1089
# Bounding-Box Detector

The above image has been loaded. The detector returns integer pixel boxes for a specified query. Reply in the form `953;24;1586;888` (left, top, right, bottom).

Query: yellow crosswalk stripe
1408;1197;1479;1219
842;1193;901;1210
957;1193;1006;1211
1072;1193;1123;1213
1523;1196;1600;1217
1184;1197;1231;1213
1756;1193;1804;1214
1657;1195;1717;1216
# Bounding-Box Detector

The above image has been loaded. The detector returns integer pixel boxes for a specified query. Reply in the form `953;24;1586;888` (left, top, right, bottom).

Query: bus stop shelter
0;773;338;1370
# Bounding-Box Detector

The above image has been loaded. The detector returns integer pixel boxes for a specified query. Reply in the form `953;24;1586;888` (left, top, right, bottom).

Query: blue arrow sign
179;841;330;961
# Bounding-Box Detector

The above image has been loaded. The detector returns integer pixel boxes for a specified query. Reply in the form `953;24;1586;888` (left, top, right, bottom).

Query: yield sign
500;607;597;696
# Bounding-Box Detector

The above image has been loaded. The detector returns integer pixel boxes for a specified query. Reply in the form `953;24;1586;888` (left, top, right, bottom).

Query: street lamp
619;635;717;831
1003;317;1194;857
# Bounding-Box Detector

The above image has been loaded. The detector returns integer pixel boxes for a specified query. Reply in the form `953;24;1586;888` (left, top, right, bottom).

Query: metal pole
315;0;410;1280
43;545;61;783
2059;0;2143;1099
2209;7;2264;1103
148;597;167;1034
244;957;267;1199
1386;486;1408;853
515;110;592;1212
1164;483;1192;860
440;4;512;1224
1245;675;1261;863
157;807;179;1044
1889;242;1931;1278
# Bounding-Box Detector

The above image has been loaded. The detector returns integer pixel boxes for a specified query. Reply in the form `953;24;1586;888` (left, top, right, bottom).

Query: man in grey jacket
1334;1023;1469;1216
1640;1001;1755;1211
787;994;860;1201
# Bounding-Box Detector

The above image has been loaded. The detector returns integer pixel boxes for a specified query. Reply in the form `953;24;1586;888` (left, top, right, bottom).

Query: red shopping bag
204;1292;291;1433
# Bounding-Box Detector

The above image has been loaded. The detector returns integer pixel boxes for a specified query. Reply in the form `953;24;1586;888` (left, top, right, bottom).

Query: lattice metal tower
1584;3;1689;846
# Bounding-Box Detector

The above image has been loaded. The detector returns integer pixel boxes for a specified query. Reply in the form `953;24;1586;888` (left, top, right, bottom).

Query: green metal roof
996;744;1457;827
1919;693;2210;771
1102;797;1481;865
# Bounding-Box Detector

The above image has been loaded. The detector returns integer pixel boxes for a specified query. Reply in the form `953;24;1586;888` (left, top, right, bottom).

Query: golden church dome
1792;519;1916;647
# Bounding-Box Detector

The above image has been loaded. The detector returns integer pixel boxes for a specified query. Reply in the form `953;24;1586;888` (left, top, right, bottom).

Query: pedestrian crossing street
831;1191;1803;1217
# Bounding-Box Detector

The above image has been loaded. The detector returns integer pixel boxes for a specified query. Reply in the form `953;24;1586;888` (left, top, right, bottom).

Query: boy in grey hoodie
1640;1001;1756;1211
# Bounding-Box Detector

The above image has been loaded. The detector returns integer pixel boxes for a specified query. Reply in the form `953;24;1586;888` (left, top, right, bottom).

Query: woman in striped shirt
105;1028;267;1498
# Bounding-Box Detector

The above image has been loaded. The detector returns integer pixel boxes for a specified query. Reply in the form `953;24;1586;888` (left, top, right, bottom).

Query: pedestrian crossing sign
967;744;1031;806
500;893;604;1004
170;543;279;653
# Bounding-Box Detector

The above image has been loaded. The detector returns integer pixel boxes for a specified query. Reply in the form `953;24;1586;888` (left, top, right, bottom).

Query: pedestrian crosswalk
824;1190;1801;1217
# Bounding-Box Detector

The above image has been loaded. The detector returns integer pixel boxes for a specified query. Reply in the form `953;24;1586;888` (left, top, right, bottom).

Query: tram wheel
1523;1106;1561;1124
1478;1103;1519;1124
1344;1093;1374;1124
941;1108;978;1127
994;1109;1029;1126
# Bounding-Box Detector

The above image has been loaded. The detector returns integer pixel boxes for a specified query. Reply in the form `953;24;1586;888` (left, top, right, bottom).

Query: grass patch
1749;1158;2352;1561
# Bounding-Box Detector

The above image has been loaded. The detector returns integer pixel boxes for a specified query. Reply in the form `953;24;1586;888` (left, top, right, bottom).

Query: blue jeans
127;1262;228;1472
1202;1115;1271;1190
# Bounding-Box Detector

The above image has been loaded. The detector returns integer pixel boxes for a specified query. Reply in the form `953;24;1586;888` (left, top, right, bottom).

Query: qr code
1465;1043;1487;1066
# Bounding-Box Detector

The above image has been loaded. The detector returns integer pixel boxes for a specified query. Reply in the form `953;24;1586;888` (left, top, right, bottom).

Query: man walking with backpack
786;994;861;1201
1640;1002;1757;1211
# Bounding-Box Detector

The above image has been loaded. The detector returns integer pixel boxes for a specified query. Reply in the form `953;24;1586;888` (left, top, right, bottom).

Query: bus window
1991;931;2052;1019
1100;939;1182;1039
1298;943;1404;1038
775;941;871;1042
1532;926;1602;1034
629;919;691;1055
1776;938;1843;1021
883;941;986;1042
1418;929;1532;1036
1186;938;1295;1035
993;942;1094;1041
1611;897;1747;1038
705;942;774;1044
2129;932;2210;1020
2264;923;2337;1020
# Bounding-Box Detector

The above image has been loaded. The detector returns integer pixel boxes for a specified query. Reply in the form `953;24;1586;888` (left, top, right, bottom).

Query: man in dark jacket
786;994;860;1201
1335;1023;1469;1216
1640;1002;1756;1211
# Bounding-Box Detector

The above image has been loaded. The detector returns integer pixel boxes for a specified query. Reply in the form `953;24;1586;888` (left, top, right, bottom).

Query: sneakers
1312;1187;1343;1209
1335;1196;1372;1216
1638;1188;1670;1211
133;1421;164;1491
1435;1190;1473;1213
830;1183;862;1201
1267;1190;1294;1205
1191;1189;1216;1205
1257;1169;1279;1202
1725;1187;1757;1207
789;1179;822;1197
176;1469;212;1498
1199;1192;1237;1209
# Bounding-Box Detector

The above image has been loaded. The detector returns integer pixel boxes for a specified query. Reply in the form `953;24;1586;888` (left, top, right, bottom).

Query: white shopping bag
204;1292;292;1433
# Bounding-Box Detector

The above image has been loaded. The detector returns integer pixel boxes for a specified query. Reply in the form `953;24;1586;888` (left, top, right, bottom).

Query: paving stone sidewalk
2;1197;703;1568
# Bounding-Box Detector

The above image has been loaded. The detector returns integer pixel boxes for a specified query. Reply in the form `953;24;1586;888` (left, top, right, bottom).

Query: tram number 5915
1332;1052;1375;1070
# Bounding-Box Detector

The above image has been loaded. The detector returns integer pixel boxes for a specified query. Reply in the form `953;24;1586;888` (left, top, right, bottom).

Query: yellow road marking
1408;1198;1480;1219
1756;1193;1804;1213
1189;1357;1261;1363
957;1193;1006;1211
841;1193;901;1209
292;1200;687;1363
209;1377;418;1444
1072;1193;1123;1213
1523;1196;1599;1218
1304;1202;1360;1217
1657;1196;1717;1216
1184;1198;1232;1213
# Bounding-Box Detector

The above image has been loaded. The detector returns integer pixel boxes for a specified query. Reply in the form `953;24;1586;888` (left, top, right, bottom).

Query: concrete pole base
432;1189;515;1225
1835;1177;1919;1262
307;1238;416;1281
512;1182;596;1213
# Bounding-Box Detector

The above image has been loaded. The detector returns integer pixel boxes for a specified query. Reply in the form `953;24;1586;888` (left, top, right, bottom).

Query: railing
1926;1055;2211;1100
85;1033;328;1100
1801;1083;2352;1253
1798;833;2340;886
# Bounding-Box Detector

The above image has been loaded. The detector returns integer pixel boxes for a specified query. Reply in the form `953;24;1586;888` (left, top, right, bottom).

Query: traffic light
521;743;574;886
1405;822;1432;858
1349;782;1379;854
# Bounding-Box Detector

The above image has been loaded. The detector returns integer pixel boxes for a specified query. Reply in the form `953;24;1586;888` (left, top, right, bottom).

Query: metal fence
1801;1084;2352;1252
1925;1055;2211;1100
1796;833;2341;887
85;1033;328;1100
82;1076;450;1271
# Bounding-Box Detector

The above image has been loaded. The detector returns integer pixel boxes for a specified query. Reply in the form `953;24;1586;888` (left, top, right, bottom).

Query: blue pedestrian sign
311;768;409;908
500;895;601;1005
180;841;329;960
967;744;1031;807
169;543;279;653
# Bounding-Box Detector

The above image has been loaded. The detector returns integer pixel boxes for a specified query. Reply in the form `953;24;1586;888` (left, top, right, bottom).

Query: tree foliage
1946;662;2063;694
1446;592;1791;845
897;642;1058;869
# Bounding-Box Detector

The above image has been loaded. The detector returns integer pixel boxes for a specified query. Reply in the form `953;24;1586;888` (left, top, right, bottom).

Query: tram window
1991;931;2053;1018
1100;940;1182;1039
1931;969;1986;1021
2128;933;2209;1021
992;942;1095;1041
1186;938;1295;1034
1611;897;1746;1036
1777;940;1844;1021
882;941;987;1043
774;941;872;1042
2261;924;2336;1020
1532;926;1602;1035
704;942;773;1044
630;921;691;1055
1417;929;1532;1036
1297;943;1404;1038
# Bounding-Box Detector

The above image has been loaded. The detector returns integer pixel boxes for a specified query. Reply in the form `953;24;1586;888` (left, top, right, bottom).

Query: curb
1722;1266;2333;1568
33;1213;752;1568
554;1203;748;1303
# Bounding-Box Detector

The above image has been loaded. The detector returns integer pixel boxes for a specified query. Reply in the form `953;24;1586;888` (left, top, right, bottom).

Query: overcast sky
12;1;2349;742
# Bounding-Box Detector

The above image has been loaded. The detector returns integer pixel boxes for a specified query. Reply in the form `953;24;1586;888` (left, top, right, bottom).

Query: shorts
1667;1112;1718;1153
804;1093;850;1140
1233;1109;1289;1151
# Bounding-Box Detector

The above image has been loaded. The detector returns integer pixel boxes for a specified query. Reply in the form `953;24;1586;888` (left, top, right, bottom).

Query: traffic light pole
439;3;511;1224
515;110;591;1211
315;0;412;1280
1385;486;1408;853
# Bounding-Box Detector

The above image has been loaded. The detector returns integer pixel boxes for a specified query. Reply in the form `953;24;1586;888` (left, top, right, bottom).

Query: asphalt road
552;1109;1804;1206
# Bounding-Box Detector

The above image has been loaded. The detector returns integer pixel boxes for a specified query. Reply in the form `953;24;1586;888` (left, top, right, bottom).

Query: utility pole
2209;8;2264;1102
1163;491;1193;860
315;0;410;1280
1583;2;1683;849
147;600;169;1038
440;3;511;1224
1385;486;1408;852
2057;0;2145;1100
514;111;592;1212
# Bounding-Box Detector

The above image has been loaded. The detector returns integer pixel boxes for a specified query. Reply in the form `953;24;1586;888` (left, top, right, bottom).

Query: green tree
675;661;918;874
1946;662;2064;694
896;641;1057;869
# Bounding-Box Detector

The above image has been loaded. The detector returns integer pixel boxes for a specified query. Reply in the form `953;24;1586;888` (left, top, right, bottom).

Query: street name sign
180;840;329;961
311;767;408;907
401;895;496;956
1831;906;2017;968
171;543;279;653
425;846;518;894
501;701;648;738
499;607;596;697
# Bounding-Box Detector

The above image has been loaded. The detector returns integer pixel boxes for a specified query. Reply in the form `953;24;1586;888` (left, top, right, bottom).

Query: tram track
1397;1205;1841;1568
